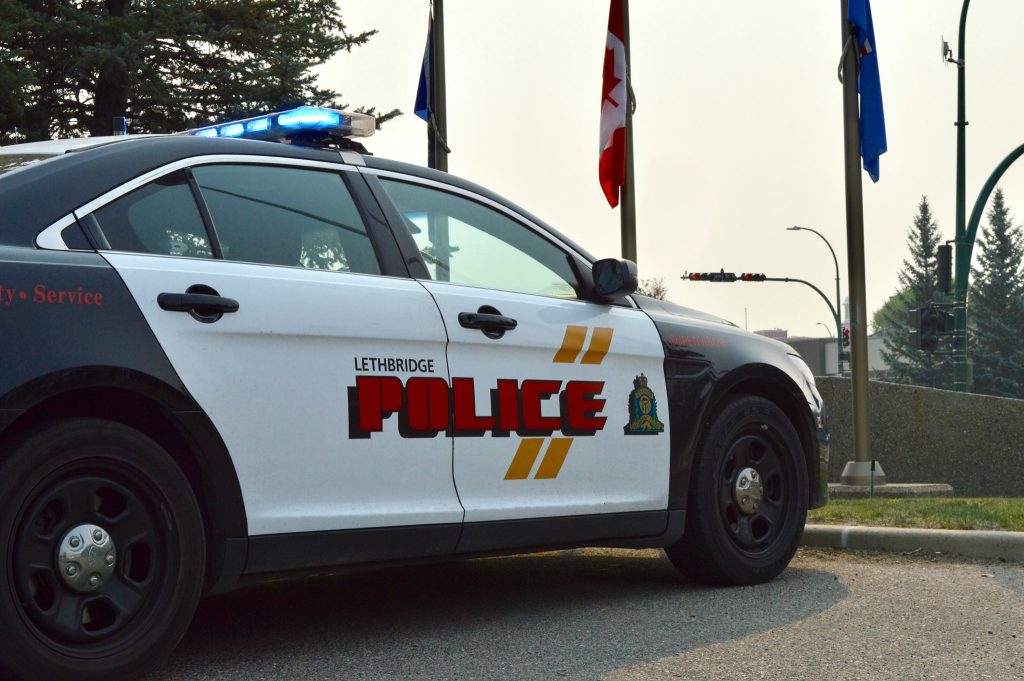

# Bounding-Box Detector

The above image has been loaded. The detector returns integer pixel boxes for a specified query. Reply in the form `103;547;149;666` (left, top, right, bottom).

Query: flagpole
619;0;637;263
431;0;448;173
838;0;883;486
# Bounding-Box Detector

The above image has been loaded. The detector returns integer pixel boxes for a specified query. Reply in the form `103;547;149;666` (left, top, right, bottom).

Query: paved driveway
150;548;1024;680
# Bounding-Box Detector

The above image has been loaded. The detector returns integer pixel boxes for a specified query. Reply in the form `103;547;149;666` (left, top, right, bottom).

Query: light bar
184;106;375;141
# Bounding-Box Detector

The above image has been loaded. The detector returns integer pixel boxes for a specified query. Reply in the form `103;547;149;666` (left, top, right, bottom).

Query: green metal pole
620;0;637;263
965;143;1024;261
953;0;970;391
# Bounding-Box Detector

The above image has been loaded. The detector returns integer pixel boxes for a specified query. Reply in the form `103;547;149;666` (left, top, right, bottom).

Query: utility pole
620;0;637;263
838;0;884;486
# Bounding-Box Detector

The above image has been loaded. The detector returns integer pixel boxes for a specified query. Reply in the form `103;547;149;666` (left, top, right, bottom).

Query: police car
0;107;828;681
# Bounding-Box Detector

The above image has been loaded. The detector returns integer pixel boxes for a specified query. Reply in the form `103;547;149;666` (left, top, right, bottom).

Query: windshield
0;154;55;176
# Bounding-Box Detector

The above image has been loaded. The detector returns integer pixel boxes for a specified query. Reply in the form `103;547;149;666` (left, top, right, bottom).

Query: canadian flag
599;0;627;208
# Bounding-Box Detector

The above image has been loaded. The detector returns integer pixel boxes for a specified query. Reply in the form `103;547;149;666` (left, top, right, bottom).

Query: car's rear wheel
666;395;808;585
0;419;204;681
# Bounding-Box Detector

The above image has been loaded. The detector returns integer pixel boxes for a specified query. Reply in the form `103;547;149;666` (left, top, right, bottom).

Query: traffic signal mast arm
683;271;841;331
762;277;841;328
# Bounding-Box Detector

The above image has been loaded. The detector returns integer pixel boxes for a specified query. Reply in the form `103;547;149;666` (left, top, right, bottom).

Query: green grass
808;497;1024;532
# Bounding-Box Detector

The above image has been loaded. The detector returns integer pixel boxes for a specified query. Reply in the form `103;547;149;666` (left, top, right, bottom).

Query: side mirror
592;258;638;300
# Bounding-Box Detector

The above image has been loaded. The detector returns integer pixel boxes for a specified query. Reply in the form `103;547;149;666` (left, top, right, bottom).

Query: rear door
79;158;462;537
370;173;670;533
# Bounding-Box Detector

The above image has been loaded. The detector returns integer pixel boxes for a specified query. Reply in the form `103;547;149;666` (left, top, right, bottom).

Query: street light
787;226;843;375
816;322;833;337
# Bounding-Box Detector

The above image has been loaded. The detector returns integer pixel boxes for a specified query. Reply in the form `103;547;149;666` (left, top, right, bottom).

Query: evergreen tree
876;195;951;387
968;188;1024;397
0;1;398;141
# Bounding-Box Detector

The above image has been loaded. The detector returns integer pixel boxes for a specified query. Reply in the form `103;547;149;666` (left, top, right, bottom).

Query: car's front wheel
666;395;808;585
0;418;205;681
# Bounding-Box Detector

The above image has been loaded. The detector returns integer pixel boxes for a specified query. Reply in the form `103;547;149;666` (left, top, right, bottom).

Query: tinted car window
379;179;579;298
92;171;213;258
193;165;380;275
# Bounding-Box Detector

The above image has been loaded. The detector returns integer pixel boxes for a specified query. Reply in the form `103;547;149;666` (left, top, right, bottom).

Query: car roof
0;135;162;156
0;135;597;262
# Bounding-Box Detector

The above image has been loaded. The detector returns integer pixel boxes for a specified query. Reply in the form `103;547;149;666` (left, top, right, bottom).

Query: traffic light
909;305;954;352
684;270;737;282
841;326;850;347
739;273;767;282
936;244;952;295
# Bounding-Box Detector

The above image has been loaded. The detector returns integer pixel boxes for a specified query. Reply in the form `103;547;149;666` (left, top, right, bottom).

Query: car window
379;179;579;298
192;164;380;275
92;171;214;258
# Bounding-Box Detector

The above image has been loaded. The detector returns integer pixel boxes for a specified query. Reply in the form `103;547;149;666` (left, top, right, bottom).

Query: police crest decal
623;373;664;435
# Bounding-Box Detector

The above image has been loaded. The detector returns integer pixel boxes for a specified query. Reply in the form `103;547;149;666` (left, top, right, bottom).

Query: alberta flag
599;0;627;207
849;0;887;182
414;12;433;123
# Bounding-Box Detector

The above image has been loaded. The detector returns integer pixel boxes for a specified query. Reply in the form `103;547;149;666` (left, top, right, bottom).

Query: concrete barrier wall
814;377;1023;497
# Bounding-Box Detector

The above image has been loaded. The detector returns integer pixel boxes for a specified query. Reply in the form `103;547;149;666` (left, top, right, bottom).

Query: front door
373;176;670;525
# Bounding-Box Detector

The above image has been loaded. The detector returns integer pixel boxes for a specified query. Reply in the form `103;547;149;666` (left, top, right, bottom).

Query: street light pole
788;226;843;375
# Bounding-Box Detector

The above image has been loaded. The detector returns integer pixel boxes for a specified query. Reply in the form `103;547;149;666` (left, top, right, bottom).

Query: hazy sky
318;1;1024;338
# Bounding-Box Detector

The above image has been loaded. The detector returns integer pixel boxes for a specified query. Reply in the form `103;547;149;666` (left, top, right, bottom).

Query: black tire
0;418;205;681
666;396;808;585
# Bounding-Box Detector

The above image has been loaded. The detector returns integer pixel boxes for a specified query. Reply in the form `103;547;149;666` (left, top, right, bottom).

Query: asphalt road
150;548;1024;681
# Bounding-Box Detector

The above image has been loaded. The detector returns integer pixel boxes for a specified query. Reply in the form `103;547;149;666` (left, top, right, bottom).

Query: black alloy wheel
0;419;205;681
717;429;789;553
666;395;808;585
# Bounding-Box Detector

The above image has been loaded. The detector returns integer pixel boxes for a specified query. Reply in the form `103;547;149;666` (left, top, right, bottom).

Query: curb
802;524;1024;562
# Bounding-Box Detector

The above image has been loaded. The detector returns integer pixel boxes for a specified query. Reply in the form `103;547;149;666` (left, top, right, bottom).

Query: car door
369;172;670;543
78;158;463;539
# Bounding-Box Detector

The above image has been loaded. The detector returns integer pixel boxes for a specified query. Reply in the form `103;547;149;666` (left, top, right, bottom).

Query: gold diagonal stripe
552;325;588;363
504;439;544;480
580;327;614;365
534;438;573;479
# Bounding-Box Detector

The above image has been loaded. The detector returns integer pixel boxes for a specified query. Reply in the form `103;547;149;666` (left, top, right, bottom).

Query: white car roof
0;134;162;156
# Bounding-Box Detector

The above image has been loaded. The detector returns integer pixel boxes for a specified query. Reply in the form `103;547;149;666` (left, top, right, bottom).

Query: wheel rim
717;427;792;554
10;462;170;652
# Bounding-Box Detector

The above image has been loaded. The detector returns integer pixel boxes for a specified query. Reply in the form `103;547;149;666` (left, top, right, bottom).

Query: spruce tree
876;195;951;387
968;188;1024;397
0;1;398;141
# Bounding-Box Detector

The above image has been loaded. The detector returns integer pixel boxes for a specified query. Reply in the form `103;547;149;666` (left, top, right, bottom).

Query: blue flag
414;14;433;122
848;0;886;182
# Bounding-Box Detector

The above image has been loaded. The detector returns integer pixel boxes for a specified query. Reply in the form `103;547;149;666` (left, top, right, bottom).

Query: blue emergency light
185;106;375;141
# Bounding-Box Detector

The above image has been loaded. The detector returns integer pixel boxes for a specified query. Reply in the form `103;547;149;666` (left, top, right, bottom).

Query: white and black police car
0;107;828;681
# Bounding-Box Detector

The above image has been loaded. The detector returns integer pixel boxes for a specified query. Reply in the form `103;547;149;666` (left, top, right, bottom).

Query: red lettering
521;380;562;433
94;293;103;306
494;379;520;432
357;376;404;433
452;378;495;433
33;284;46;303
83;293;94;305
563;381;607;434
405;377;450;432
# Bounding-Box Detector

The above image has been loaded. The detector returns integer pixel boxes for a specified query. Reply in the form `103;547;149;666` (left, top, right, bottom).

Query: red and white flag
599;0;627;208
